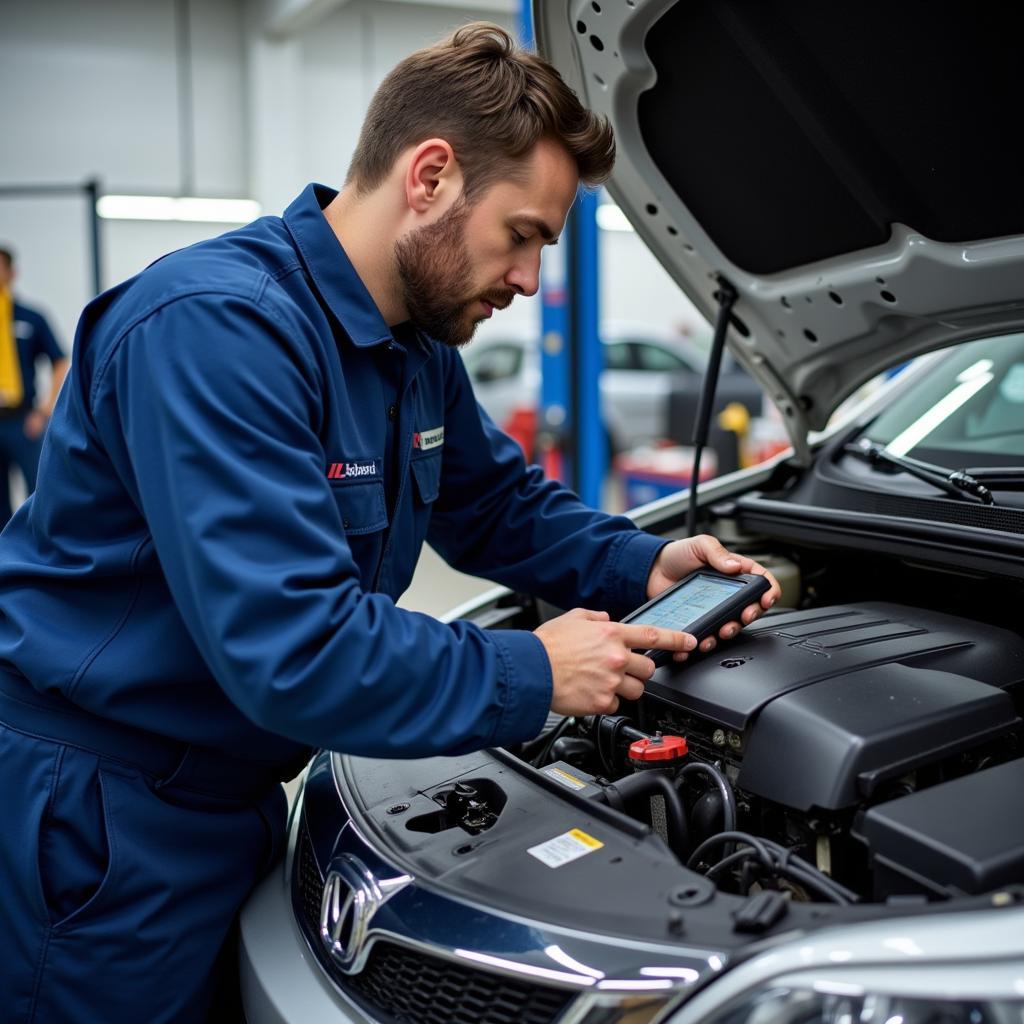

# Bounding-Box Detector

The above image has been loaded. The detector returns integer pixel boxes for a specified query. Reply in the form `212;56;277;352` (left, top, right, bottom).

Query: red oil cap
629;734;688;764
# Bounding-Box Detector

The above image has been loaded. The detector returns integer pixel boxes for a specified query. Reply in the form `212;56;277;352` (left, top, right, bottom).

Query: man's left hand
646;534;781;661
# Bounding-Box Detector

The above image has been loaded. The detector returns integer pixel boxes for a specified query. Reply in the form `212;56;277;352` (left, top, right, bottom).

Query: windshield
862;333;1024;466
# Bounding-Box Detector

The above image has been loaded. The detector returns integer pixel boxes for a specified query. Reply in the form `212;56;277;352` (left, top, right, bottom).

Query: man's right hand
534;608;696;716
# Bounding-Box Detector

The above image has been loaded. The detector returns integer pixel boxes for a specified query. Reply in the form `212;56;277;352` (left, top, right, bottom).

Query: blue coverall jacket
0;183;664;764
0;184;665;1022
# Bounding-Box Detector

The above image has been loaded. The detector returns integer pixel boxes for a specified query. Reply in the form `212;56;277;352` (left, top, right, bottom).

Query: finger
695;535;751;575
672;650;690;662
761;570;781;607
742;561;781;608
717;620;742;640
616;675;646;702
741;603;764;625
620;623;697;653
625;651;657;680
699;636;717;653
571;608;611;621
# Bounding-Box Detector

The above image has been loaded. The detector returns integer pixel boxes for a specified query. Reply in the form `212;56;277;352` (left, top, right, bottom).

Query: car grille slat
296;817;326;933
294;818;574;1024
344;941;574;1024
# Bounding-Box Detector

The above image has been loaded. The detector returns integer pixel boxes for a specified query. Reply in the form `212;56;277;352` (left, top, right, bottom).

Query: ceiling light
596;203;635;232
96;195;261;224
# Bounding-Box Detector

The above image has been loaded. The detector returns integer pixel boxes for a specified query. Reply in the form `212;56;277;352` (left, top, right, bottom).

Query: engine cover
644;603;1024;811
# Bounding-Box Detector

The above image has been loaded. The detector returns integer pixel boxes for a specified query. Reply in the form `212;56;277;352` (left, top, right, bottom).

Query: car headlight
667;963;1024;1024
661;905;1024;1024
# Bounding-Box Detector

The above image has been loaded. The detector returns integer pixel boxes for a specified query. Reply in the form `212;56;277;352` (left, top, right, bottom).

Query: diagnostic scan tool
622;568;770;665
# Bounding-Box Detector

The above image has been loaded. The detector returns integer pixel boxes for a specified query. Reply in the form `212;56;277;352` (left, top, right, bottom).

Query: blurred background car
463;320;709;456
464;320;774;489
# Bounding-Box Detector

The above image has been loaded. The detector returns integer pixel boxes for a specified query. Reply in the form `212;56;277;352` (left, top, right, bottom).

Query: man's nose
505;254;541;298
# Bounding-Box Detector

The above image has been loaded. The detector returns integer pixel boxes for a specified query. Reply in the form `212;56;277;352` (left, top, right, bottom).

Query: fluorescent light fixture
96;195;262;224
596;203;635;232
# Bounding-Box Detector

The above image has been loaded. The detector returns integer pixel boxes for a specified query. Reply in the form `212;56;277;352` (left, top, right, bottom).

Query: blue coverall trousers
0;678;289;1023
0;414;43;524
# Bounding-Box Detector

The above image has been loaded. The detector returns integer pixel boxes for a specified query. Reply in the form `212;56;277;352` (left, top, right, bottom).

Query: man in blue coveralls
0;247;69;525
0;23;779;1023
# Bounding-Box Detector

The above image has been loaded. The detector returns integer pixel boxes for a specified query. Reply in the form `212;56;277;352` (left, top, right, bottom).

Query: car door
601;339;699;449
462;340;529;431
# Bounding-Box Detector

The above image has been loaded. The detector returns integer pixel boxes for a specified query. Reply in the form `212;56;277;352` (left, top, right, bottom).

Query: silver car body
463;321;709;451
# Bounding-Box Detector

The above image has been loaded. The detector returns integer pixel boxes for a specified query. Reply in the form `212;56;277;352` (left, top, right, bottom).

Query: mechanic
0;246;69;525
0;23;779;1023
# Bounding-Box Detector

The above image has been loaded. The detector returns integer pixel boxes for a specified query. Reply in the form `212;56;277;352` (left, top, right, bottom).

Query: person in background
0;246;69;524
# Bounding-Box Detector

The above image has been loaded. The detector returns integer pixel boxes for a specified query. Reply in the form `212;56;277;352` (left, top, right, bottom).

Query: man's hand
535;608;695;716
647;534;781;661
23;409;47;440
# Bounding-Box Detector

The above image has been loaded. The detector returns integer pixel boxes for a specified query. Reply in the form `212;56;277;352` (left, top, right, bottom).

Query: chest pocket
331;480;388;534
410;453;441;504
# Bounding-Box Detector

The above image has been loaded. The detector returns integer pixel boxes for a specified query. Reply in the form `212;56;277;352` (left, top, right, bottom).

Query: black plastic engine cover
856;758;1024;896
644;603;1024;811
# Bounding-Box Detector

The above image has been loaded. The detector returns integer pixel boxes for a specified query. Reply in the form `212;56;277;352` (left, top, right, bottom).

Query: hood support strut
688;277;738;536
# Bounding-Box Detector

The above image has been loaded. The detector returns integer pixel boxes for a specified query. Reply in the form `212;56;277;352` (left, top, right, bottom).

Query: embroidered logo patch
413;426;444;451
326;458;380;481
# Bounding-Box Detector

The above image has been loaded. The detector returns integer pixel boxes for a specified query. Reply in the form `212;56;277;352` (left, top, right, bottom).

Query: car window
603;342;634;371
464;343;524;384
632;342;696;373
862;332;1024;462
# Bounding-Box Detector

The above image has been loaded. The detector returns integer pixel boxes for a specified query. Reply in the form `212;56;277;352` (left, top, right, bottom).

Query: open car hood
534;0;1024;460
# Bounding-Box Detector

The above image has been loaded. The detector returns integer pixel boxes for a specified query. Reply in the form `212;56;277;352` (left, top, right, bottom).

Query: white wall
0;0;246;195
0;0;705;350
0;0;248;344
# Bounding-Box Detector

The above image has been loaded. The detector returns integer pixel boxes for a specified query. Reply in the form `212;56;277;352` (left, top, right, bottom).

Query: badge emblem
319;853;412;969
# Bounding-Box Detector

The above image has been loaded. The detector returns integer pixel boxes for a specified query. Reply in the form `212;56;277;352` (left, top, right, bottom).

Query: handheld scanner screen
629;573;747;632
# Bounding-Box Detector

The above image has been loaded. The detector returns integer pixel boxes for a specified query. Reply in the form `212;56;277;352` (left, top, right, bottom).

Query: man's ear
404;139;464;215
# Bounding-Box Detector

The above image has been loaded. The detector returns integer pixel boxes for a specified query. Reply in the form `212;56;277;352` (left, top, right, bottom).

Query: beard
394;198;515;349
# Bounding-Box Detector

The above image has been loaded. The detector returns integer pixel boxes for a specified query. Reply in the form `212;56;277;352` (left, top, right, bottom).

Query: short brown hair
346;22;614;200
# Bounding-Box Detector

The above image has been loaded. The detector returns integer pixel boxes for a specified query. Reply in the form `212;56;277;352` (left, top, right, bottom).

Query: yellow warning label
568;828;603;849
545;767;586;790
527;829;604;868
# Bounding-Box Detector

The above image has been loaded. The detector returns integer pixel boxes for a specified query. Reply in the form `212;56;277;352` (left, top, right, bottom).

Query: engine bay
515;600;1024;907
327;524;1024;937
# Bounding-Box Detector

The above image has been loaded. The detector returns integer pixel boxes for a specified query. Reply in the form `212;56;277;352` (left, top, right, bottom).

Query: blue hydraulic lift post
521;2;605;504
539;234;571;485
573;188;605;509
520;0;572;486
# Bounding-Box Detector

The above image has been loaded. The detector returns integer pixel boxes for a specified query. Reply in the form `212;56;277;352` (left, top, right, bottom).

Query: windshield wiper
844;438;996;505
961;466;1024;489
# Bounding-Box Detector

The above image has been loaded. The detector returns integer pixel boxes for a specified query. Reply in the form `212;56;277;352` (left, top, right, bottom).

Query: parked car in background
240;2;1024;1021
462;320;710;455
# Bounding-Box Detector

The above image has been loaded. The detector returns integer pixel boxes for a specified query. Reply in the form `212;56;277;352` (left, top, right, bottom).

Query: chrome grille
341;940;574;1024
293;818;573;1024
296;816;325;931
